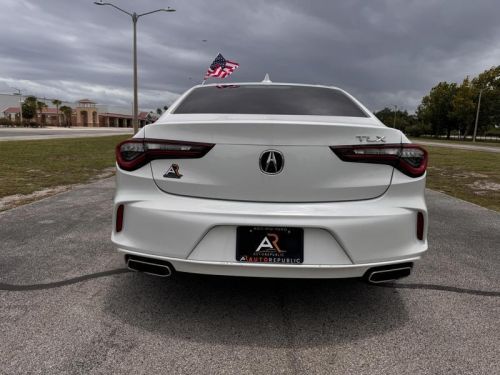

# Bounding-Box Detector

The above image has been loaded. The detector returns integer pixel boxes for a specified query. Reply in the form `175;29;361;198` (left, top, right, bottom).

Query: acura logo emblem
259;150;284;174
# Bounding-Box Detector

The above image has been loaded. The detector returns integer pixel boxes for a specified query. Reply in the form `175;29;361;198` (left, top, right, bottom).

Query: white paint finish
150;144;394;202
113;83;427;278
188;226;352;264
119;247;420;279
145;117;400;146
112;167;427;266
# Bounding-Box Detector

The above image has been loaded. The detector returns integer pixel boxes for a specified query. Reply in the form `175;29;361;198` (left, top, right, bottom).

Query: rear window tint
173;85;368;117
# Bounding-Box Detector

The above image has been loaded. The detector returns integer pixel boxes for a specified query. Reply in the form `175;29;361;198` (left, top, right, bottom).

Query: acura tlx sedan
112;81;428;283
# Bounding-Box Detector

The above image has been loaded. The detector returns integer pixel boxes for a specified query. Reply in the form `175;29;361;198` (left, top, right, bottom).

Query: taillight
330;144;427;178
116;139;214;171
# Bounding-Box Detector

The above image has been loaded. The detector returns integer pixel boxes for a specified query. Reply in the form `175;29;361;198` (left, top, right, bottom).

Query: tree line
374;65;500;139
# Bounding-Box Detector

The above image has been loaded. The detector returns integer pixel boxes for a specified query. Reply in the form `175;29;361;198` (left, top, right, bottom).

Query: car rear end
112;83;428;280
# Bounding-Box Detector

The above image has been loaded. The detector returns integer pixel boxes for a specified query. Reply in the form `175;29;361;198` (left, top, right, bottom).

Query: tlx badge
163;164;183;179
355;135;386;143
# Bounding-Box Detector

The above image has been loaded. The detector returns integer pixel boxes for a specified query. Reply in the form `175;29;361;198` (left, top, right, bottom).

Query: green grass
425;146;500;211
0;135;129;199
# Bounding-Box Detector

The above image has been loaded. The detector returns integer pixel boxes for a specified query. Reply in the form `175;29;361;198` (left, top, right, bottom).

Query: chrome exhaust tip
364;263;413;284
126;255;174;278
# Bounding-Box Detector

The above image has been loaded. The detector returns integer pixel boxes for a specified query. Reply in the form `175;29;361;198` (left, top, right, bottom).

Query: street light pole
473;88;483;143
94;2;175;134
13;88;23;125
132;12;138;134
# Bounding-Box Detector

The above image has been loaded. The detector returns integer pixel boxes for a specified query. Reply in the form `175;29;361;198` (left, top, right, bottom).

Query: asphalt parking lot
0;178;499;374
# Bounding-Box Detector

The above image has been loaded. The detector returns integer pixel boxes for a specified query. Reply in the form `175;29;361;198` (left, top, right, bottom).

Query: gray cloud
1;0;499;111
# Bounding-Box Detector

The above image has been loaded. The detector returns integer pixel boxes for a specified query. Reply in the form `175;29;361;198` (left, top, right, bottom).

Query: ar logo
255;233;282;254
163;164;183;179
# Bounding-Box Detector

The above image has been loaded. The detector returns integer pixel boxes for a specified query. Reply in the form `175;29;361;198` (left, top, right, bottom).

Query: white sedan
112;81;428;282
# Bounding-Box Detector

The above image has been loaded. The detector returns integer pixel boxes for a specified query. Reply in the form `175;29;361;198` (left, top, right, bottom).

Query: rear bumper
119;248;420;278
112;166;428;278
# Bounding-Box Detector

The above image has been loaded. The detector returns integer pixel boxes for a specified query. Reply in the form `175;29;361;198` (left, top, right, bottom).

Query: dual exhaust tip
126;255;174;278
126;254;413;284
364;263;413;284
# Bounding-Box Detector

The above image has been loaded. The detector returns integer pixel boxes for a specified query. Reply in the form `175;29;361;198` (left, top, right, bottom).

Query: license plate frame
236;226;304;264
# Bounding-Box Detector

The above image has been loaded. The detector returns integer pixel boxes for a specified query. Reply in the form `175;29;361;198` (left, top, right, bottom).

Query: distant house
2;106;62;125
1;107;20;121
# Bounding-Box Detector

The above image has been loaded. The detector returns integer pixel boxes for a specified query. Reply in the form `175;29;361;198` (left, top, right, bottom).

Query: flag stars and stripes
204;53;239;80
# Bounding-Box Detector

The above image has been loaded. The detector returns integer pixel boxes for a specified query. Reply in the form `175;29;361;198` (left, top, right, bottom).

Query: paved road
0;127;132;141
415;140;500;153
0;179;499;374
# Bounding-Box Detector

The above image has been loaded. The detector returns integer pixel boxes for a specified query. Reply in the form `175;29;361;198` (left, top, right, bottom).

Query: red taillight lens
116;139;215;171
330;144;428;178
416;212;424;240
116;204;124;232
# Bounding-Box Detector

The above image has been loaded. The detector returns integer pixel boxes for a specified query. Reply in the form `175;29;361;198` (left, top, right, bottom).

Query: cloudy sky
0;0;499;112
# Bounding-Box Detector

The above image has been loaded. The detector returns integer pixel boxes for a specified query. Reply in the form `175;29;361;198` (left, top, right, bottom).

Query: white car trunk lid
145;116;401;202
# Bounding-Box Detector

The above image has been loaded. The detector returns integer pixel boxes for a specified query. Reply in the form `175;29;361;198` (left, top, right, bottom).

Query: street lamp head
94;1;104;5
163;7;176;12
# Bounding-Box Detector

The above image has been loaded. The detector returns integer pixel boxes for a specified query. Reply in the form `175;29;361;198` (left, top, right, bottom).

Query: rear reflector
116;204;124;232
116;138;215;171
330;144;427;178
417;212;424;240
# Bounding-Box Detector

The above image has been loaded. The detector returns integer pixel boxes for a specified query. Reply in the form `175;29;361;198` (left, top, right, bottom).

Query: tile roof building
0;94;154;128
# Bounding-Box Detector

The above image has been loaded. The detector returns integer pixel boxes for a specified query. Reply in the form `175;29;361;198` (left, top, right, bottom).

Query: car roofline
192;82;342;90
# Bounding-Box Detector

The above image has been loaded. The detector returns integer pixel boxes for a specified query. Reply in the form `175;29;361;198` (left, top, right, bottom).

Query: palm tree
22;96;38;124
36;101;48;126
60;106;73;127
52;99;62;127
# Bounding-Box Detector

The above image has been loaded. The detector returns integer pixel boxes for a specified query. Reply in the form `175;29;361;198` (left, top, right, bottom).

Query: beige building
1;95;153;128
74;99;149;127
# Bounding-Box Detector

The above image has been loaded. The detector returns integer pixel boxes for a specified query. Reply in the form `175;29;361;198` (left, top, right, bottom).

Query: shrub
405;123;431;137
484;127;500;136
0;118;14;126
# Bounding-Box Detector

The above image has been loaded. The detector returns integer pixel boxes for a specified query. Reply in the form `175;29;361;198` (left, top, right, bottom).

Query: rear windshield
173;85;368;117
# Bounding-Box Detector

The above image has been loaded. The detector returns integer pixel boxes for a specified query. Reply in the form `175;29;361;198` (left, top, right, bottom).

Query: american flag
204;53;239;80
